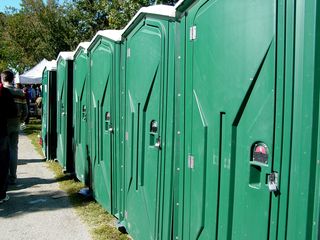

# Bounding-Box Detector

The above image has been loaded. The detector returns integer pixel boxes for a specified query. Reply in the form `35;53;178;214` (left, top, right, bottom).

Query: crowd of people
0;69;37;203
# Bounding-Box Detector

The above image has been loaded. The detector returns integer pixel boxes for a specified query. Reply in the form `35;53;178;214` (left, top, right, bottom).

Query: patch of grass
47;160;129;240
25;120;129;240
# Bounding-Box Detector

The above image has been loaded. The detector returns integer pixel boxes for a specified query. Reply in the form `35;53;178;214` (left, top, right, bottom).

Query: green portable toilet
121;5;176;239
175;0;279;239
174;0;320;239
73;42;90;185
41;60;57;160
87;30;122;215
56;51;75;173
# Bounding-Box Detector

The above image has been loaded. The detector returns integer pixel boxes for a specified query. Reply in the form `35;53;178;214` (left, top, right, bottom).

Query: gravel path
0;134;92;240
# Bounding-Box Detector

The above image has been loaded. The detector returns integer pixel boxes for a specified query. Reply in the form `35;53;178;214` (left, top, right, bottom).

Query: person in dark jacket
0;82;17;203
1;70;28;184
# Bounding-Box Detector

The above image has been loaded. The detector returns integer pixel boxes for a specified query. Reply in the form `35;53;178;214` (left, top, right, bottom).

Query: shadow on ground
0;184;71;218
0;158;91;218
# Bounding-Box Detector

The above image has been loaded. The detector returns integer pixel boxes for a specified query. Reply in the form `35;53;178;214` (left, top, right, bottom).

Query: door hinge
190;26;197;40
188;154;194;169
127;48;131;58
90;60;93;67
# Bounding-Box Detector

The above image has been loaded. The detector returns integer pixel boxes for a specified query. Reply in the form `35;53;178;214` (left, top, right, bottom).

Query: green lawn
24;119;129;240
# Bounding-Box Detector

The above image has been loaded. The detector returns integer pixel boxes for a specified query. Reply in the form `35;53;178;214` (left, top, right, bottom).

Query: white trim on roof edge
122;5;176;34
46;60;57;71
57;51;74;61
74;42;91;57
88;30;123;50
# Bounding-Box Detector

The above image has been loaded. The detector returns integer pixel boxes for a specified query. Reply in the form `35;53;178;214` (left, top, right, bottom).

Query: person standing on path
0;81;17;202
1;70;28;185
29;84;36;103
23;85;30;124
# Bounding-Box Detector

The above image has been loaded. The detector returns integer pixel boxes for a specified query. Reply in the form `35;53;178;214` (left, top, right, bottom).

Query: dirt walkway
0;134;92;240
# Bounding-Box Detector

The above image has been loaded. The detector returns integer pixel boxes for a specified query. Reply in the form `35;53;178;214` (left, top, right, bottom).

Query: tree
0;0;71;72
63;0;151;46
0;0;179;72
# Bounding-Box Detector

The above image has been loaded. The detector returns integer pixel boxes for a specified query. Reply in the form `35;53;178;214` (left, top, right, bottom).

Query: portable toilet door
121;5;176;240
87;30;122;214
73;42;90;185
56;51;74;172
41;67;49;157
175;0;281;239
41;60;57;160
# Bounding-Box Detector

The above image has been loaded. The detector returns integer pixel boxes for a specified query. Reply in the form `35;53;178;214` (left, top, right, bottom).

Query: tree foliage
0;0;178;73
0;0;72;72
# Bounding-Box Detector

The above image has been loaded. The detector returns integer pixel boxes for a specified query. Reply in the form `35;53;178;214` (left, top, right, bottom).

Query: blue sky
0;0;66;13
0;0;21;12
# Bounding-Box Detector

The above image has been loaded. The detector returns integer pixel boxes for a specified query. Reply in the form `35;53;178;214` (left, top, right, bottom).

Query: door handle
155;136;161;150
267;172;279;195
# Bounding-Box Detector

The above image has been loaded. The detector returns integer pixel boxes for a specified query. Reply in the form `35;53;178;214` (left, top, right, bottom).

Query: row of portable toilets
41;0;320;239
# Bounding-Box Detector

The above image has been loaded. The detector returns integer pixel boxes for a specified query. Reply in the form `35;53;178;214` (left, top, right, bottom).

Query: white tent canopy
18;59;49;84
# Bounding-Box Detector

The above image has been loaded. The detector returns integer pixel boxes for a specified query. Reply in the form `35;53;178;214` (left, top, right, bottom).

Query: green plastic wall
41;68;57;160
88;36;121;215
73;48;90;185
56;58;74;172
175;0;320;239
284;0;320;239
41;69;49;157
121;16;176;240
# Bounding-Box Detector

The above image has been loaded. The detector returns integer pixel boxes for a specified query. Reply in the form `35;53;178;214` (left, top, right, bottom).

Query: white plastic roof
74;42;90;58
46;60;57;71
93;30;123;42
57;51;74;62
19;59;49;84
88;30;123;51
122;5;176;36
